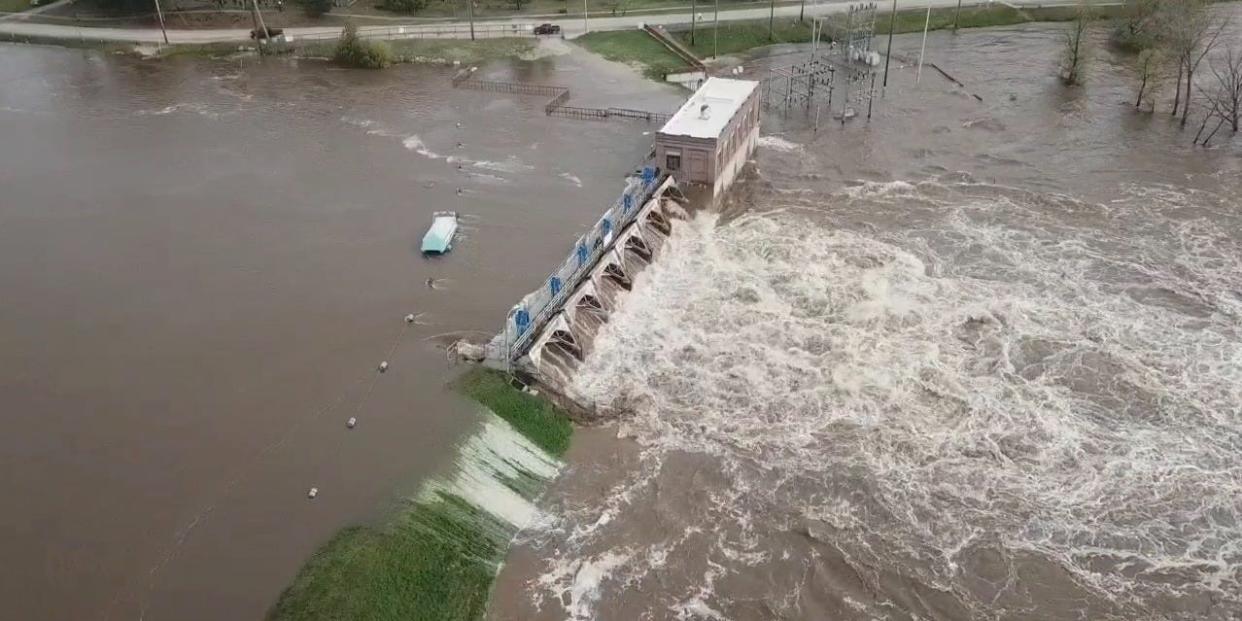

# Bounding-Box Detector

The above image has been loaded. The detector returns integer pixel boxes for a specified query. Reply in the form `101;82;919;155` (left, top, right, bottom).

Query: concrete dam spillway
458;78;761;394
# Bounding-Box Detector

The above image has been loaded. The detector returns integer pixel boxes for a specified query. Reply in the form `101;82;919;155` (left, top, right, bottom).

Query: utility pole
882;0;896;89
468;0;475;40
249;0;270;43
768;0;775;41
153;0;169;45
799;0;805;23
691;0;696;45
953;0;962;31
713;0;718;58
583;0;589;35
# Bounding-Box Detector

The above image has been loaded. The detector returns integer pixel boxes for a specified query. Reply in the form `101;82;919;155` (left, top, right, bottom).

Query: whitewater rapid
531;177;1242;620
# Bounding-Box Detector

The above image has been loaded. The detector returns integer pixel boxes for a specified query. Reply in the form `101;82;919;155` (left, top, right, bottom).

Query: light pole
691;0;696;45
153;0;169;45
953;0;962;32
583;0;589;35
917;6;929;83
468;0;475;41
882;0;896;89
768;0;775;41
713;0;718;58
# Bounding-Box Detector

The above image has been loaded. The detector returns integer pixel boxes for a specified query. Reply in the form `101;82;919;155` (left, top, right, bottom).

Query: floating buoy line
305;311;425;500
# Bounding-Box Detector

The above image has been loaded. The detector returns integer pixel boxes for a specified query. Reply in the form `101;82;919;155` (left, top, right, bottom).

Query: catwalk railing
494;168;669;365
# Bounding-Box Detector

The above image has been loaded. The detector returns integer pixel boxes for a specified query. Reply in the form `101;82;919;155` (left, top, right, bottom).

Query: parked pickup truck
533;23;561;36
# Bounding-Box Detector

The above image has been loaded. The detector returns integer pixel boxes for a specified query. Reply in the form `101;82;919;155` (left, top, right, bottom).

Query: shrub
381;0;427;14
334;23;393;69
301;0;333;18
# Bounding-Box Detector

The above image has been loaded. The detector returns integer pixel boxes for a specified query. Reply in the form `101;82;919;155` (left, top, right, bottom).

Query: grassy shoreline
268;367;570;621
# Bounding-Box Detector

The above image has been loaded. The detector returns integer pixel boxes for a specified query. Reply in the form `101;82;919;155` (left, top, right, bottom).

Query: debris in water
307;487;318;499
405;313;416;323
379;361;389;373
347;417;357;429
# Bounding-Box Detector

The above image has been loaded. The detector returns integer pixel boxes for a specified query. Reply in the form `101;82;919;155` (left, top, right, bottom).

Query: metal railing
499;170;669;362
291;22;538;42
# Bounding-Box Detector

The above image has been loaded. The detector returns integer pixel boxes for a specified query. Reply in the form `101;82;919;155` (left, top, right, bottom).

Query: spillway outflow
525;194;687;389
521;176;1242;620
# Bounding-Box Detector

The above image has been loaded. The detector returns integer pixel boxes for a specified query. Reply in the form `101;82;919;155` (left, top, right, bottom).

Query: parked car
250;27;284;40
533;23;561;36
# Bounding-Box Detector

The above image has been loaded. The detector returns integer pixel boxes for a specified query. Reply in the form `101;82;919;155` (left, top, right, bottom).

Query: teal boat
421;211;458;254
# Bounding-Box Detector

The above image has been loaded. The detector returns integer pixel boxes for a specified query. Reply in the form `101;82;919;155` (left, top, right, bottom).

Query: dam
458;77;760;387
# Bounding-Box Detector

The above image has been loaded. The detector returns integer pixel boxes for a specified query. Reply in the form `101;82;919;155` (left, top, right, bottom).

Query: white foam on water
548;179;1242;617
472;156;533;174
559;171;583;187
757;135;803;152
134;103;224;119
402;134;443;160
340;116;376;129
540;550;632;621
424;415;561;530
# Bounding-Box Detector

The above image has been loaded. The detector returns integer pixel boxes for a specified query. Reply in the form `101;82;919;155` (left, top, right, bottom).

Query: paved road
0;0;1051;45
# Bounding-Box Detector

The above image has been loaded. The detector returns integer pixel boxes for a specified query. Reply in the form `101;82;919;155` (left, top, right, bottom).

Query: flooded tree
1112;0;1164;52
1134;48;1164;109
1060;4;1092;86
1164;0;1229;126
1196;47;1242;142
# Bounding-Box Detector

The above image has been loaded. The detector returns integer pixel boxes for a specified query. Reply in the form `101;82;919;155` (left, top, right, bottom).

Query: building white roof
658;77;759;140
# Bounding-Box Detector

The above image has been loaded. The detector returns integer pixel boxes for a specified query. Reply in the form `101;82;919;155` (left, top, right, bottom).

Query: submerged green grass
454;367;572;457
270;367;571;621
576;30;690;80
267;493;507;621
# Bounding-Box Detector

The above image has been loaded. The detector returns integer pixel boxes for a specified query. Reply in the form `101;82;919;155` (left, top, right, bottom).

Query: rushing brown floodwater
0;42;683;620
492;13;1242;621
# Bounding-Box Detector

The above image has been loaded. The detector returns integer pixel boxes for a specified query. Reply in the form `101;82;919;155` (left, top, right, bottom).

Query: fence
496;168;668;364
548;106;672;123
451;72;673;124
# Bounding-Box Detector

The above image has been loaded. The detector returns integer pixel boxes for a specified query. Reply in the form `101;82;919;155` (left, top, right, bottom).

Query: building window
666;152;681;171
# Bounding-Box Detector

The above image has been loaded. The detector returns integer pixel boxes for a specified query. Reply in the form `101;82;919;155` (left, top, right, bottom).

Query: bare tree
1134;47;1164;109
1061;4;1092;86
1164;0;1229;125
1204;47;1242;133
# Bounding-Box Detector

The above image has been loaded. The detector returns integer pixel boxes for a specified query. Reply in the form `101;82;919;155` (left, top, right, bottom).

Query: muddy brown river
0;41;682;620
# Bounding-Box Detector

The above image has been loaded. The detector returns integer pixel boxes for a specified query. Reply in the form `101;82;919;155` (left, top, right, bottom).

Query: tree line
1062;0;1238;146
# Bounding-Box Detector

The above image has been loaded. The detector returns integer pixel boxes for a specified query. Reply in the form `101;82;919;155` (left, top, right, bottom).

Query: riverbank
18;0;808;29
580;3;1127;79
40;35;541;68
268;368;571;621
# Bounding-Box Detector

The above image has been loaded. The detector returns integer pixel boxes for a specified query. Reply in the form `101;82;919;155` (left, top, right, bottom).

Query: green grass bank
453;368;573;457
0;0;33;13
581;3;1127;80
268;367;570;621
576;29;689;80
